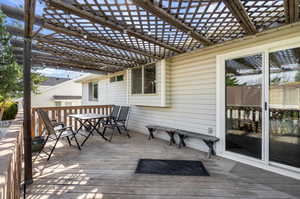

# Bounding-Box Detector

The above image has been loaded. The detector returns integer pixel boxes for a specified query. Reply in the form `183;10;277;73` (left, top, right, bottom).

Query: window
144;64;156;94
131;67;143;94
116;75;124;81
54;101;61;107
110;75;124;83
88;82;98;101
131;64;156;94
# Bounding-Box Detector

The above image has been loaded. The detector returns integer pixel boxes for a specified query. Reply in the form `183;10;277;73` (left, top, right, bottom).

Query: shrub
2;102;18;120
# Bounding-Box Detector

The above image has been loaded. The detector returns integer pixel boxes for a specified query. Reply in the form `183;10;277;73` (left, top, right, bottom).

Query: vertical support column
23;36;33;184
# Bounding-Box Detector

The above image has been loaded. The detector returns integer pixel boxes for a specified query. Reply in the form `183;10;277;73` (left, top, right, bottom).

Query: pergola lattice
3;0;300;73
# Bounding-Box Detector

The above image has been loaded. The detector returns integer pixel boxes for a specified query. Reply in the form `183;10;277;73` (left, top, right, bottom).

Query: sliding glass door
223;45;300;170
269;47;300;169
225;54;263;159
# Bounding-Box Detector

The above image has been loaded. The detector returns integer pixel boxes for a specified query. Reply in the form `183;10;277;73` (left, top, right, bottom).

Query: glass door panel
225;54;263;159
269;47;300;168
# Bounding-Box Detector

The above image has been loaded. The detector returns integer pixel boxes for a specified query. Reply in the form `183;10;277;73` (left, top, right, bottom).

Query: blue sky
1;0;85;78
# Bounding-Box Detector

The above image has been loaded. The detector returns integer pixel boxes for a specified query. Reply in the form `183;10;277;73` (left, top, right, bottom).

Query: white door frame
216;37;300;180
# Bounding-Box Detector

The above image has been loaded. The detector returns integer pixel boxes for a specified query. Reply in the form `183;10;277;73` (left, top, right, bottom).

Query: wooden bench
145;125;219;158
145;125;177;146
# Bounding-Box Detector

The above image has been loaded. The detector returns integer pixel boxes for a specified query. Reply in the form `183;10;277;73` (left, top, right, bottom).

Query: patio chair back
36;109;56;135
111;105;120;119
117;106;130;122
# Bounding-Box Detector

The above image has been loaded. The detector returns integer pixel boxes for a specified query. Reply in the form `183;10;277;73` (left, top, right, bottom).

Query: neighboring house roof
53;95;82;100
74;73;104;83
75;72;125;83
40;77;71;86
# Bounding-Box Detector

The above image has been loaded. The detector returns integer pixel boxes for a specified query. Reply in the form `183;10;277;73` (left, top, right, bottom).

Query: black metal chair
103;106;130;141
110;105;120;120
99;105;120;128
34;109;81;161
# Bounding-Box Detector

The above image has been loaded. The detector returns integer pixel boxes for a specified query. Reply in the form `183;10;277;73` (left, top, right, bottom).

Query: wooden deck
27;131;300;199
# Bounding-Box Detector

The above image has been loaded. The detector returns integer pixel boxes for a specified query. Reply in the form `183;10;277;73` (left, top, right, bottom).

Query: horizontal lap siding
109;74;127;106
128;55;216;152
128;26;300;152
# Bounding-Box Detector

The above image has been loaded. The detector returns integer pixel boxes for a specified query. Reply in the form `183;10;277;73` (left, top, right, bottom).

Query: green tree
0;11;46;120
226;75;240;86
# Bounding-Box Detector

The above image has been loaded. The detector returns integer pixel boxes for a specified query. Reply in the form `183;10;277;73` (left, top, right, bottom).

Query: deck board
27;131;300;199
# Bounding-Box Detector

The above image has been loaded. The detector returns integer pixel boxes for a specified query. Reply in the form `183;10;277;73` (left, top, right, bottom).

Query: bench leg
147;128;155;140
178;134;187;148
166;131;176;145
203;140;215;159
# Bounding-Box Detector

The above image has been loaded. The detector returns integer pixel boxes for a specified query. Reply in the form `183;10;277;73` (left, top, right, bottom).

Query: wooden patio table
68;114;110;146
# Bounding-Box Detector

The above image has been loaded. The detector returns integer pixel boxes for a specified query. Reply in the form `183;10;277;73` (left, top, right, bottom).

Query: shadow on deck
27;131;300;199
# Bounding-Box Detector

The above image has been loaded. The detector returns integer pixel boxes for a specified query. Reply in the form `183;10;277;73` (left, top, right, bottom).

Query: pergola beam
132;0;213;46
223;0;257;34
34;44;127;68
0;3;43;26
17;58;107;74
13;47;115;71
48;0;184;54
39;38;144;64
284;0;300;23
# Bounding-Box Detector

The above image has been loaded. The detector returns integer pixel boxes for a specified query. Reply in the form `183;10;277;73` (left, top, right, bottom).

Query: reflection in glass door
225;54;263;159
269;47;300;169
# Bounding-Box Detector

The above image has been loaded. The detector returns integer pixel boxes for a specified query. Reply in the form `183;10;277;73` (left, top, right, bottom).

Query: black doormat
135;159;209;176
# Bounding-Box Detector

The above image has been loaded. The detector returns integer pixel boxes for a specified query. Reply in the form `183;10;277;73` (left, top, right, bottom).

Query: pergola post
23;36;33;185
23;0;36;186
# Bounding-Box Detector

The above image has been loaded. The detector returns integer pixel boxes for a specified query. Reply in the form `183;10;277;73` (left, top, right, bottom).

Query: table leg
178;134;187;148
147;128;155;140
88;119;108;141
166;131;176;145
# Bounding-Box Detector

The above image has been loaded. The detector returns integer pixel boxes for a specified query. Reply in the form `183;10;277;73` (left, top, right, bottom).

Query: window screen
88;82;98;101
131;68;142;94
144;64;156;94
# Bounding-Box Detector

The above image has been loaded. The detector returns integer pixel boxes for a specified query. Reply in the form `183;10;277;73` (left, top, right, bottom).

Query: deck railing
31;105;113;137
226;105;300;135
0;111;23;199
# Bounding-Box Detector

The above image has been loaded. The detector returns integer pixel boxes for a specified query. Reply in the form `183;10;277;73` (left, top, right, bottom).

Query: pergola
1;0;299;186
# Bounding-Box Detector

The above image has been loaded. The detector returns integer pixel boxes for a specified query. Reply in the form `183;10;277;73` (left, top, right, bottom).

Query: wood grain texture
27;132;300;199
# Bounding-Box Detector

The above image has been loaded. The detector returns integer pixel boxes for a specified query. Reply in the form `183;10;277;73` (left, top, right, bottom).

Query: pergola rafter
223;0;257;34
43;22;161;60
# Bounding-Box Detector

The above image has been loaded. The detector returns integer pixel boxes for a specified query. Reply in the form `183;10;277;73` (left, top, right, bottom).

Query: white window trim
216;36;300;180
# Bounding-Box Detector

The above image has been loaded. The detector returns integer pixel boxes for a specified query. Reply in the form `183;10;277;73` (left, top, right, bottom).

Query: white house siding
127;25;300;152
108;73;128;106
80;25;300;153
31;79;82;107
81;73;128;106
128;54;217;152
